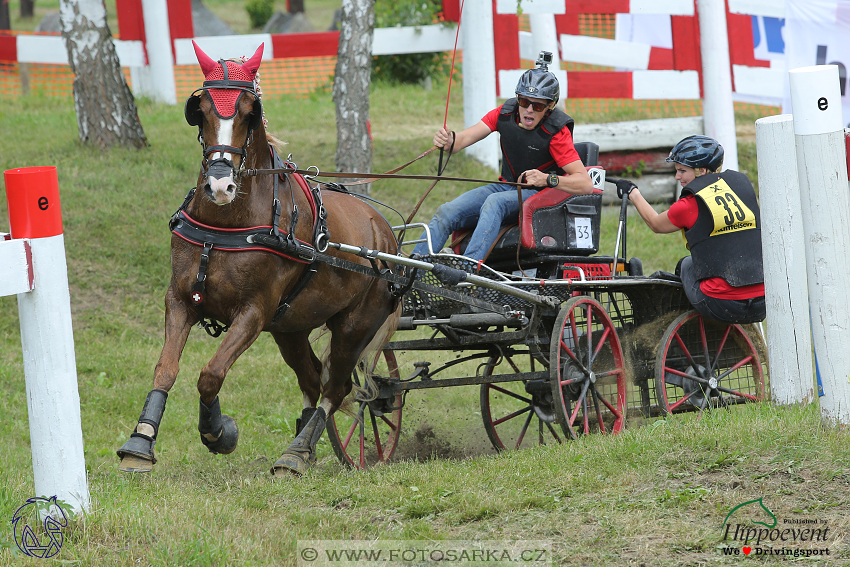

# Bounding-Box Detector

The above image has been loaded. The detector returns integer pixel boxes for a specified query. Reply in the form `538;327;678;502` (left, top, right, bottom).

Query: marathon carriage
325;142;768;469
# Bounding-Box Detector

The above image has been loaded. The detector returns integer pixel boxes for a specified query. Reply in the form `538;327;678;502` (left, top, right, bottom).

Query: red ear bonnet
192;41;264;119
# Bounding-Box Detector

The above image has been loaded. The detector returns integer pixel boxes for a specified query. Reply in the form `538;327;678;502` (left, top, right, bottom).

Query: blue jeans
412;183;539;261
679;257;766;324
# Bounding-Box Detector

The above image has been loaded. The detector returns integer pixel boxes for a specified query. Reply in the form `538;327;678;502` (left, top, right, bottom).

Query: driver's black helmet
666;135;724;172
515;51;560;105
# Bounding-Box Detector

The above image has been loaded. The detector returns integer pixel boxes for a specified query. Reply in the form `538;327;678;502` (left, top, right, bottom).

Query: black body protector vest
496;99;575;183
678;170;764;287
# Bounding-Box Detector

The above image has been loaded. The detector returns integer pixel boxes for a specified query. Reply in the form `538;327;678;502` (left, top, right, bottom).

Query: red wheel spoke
545;421;562;443
590;387;606;434
370;412;384;462
493;406;532;426
669;388;699;412
358;416;366;469
568;380;590;425
581;393;590;434
595;388;625;420
715;356;755;381
663;365;702;381
585;305;594;367
489;383;532;404
709;325;732;374
504;355;521;374
514;411;534;449
593;367;625;380
560;339;581;366
590;326;611;365
673;331;701;373
378;414;398;430
716;385;761;402
698;316;712;371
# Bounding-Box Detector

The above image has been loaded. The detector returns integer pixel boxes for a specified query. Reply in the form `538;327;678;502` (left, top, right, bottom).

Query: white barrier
754;114;814;405
789;65;850;426
2;166;89;517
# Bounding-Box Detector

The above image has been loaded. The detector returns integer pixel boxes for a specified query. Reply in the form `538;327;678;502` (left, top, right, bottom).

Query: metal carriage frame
323;230;768;469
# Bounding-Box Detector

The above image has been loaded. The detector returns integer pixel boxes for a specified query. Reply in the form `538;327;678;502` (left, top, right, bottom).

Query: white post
140;0;177;105
754;114;814;404
789;65;850;425
529;14;564;111
697;0;738;171
461;0;499;172
3;166;89;517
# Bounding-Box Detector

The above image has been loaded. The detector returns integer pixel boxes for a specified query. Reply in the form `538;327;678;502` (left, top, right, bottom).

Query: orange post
3;166;63;239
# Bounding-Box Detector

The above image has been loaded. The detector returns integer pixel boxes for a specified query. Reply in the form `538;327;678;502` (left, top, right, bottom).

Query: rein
245;165;534;188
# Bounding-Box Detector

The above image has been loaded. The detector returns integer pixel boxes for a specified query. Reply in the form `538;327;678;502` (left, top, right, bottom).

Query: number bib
695;179;757;237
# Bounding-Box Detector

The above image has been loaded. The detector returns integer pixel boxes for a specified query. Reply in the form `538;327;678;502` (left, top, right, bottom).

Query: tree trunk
21;0;35;19
60;0;148;149
289;0;305;14
0;0;10;30
333;0;374;194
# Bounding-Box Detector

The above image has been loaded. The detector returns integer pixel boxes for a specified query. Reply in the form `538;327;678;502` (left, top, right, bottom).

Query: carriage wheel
480;353;563;451
327;349;403;469
655;311;765;415
549;296;627;439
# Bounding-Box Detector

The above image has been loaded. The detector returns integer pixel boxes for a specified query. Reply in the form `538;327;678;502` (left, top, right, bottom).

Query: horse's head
184;41;265;206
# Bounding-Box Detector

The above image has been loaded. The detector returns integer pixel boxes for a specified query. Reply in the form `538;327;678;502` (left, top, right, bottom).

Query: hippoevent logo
720;497;831;558
10;496;68;559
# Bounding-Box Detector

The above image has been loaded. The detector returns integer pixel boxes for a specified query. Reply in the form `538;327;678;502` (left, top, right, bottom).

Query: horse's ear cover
185;94;202;126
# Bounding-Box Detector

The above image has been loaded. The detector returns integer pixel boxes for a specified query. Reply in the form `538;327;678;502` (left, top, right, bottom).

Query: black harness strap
191;242;229;337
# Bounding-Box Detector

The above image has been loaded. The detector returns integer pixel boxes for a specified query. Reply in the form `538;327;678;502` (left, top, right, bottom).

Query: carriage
323;142;768;469
117;46;766;476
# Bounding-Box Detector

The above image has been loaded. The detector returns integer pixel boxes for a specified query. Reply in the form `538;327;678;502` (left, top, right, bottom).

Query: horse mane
266;131;287;151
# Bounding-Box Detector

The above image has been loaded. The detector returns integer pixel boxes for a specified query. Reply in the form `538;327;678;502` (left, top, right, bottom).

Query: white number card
575;217;592;249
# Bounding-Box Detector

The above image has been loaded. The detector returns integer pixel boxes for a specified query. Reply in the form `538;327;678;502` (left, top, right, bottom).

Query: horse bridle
184;60;264;184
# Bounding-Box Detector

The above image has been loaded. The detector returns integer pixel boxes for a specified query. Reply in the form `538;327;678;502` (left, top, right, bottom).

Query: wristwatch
547;173;560;188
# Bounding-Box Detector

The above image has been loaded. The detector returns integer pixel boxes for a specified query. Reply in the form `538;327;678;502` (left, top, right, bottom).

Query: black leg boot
198;397;239;455
117;389;168;472
271;407;326;476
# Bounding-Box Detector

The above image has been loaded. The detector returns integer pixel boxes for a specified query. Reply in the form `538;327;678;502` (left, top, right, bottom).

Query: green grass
1;77;844;567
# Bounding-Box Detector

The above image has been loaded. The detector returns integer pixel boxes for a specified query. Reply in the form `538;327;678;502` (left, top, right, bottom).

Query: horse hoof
200;415;239;455
116;434;157;465
271;451;316;477
118;454;154;473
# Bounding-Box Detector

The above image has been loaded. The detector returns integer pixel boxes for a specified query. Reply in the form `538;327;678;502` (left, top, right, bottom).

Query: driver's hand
434;128;453;150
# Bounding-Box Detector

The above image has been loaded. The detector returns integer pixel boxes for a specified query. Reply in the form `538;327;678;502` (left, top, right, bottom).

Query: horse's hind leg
118;287;195;472
270;330;322;435
271;301;397;476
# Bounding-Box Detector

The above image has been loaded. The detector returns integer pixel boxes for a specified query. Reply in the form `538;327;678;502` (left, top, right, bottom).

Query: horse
116;41;401;476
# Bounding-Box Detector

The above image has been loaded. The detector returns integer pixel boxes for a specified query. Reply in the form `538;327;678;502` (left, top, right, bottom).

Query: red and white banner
783;0;850;126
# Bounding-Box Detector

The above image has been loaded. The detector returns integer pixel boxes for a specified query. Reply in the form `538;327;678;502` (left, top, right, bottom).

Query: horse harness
171;148;332;336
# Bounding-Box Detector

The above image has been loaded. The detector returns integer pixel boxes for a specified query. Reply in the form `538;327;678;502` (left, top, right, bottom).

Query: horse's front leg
195;306;266;456
118;287;195;473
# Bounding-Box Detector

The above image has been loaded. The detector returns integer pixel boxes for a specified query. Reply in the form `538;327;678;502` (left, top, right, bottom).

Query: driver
615;135;766;324
412;52;594;262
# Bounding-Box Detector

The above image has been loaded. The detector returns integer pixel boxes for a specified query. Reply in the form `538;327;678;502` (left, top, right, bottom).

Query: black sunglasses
517;96;549;112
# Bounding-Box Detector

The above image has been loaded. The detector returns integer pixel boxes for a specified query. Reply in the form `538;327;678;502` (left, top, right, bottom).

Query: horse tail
318;303;401;418
358;302;402;400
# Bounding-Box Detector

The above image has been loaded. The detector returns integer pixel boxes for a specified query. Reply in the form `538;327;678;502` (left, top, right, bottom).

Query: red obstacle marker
4;166;63;239
2;166;89;517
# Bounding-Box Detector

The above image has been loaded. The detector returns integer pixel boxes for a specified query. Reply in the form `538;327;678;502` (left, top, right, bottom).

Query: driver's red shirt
668;194;764;300
481;106;580;169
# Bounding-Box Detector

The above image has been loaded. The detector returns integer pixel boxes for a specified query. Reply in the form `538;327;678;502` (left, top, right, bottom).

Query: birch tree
333;0;374;194
60;0;147;149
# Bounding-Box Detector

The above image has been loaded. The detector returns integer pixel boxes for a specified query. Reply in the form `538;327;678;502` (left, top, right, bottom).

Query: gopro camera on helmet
536;51;553;71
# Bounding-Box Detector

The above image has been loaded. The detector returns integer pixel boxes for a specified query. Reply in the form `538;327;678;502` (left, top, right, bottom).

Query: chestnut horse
117;42;400;476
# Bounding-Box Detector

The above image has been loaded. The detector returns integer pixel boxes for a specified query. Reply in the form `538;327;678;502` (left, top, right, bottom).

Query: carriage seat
451;142;605;260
